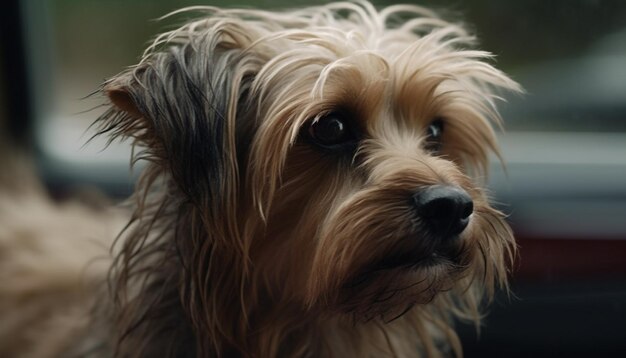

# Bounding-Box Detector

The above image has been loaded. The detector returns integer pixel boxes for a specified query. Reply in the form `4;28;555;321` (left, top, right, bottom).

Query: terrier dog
0;1;519;357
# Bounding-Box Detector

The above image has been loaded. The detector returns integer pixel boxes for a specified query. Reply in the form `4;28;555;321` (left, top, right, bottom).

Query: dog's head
100;1;519;353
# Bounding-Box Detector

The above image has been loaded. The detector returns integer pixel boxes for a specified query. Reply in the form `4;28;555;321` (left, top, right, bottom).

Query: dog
0;1;520;357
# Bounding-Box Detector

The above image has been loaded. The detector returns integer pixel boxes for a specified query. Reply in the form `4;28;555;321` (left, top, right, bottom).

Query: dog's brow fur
0;1;520;357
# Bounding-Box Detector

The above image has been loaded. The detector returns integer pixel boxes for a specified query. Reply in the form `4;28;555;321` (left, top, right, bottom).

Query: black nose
412;185;474;237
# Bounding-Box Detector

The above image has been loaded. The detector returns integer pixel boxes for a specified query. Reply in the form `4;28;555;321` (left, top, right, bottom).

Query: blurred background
1;0;625;356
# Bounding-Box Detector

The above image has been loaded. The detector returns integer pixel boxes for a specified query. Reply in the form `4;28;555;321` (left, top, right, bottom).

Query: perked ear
105;81;143;120
98;20;261;214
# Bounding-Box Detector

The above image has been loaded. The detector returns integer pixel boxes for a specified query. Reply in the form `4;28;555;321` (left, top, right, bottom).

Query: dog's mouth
343;238;464;290
369;244;461;272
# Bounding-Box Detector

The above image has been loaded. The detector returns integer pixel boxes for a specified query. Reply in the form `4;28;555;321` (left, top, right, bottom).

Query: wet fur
0;2;519;357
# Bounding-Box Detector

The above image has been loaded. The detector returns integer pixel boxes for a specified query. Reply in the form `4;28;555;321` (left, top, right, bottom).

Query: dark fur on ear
103;44;240;214
96;18;264;356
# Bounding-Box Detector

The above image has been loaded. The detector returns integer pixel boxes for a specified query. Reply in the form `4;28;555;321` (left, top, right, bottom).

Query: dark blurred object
0;1;33;149
460;279;626;357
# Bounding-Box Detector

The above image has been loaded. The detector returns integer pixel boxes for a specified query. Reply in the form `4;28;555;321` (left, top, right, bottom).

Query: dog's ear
99;23;262;216
106;86;143;120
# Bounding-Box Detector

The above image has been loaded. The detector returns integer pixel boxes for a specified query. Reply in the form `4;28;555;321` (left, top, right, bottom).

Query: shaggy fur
0;1;520;357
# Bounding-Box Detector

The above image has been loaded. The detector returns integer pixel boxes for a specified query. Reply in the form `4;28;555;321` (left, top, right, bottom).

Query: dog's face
102;3;518;325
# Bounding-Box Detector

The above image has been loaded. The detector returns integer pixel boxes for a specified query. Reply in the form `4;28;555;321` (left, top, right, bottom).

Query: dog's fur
0;1;520;357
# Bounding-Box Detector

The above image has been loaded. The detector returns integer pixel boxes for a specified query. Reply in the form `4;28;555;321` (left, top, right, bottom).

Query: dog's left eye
308;113;357;150
424;118;444;153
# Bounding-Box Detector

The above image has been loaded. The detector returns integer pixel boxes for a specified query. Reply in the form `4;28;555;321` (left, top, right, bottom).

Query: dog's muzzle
412;185;473;239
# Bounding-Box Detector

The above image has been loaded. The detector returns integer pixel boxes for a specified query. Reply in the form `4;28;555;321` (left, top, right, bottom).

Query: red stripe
512;237;626;281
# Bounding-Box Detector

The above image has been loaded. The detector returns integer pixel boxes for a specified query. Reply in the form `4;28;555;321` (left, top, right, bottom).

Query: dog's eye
308;113;357;149
424;118;444;153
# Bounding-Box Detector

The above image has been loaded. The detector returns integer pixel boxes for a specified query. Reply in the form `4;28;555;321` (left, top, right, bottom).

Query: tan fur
0;2;520;357
0;158;128;357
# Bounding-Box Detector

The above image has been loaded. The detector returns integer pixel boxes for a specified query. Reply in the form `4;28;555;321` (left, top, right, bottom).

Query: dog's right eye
308;113;358;150
424;118;444;154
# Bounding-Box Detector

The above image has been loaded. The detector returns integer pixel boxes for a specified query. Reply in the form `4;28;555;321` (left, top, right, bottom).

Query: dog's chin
332;238;468;321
